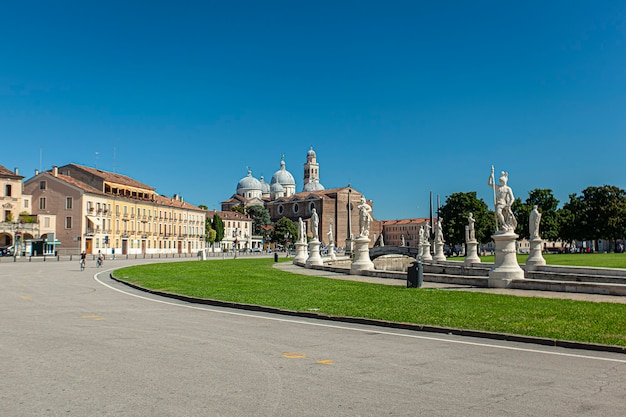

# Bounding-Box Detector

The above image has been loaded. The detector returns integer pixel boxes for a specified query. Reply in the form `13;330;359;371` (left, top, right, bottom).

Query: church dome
259;176;270;194
307;146;316;158
303;180;325;192
270;181;284;192
237;170;262;192
271;156;295;187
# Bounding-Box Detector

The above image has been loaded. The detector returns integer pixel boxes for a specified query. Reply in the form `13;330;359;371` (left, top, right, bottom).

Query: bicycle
96;257;103;268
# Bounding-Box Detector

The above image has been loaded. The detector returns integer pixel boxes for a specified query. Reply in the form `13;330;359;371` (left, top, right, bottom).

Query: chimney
14;168;19;175
52;166;58;177
35;169;39;176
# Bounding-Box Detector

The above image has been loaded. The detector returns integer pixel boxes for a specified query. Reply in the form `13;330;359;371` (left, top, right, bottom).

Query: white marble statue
401;235;405;247
530;205;541;240
298;217;306;243
327;223;334;244
488;166;517;233
310;208;319;240
379;233;384;247
357;196;372;237
468;212;476;242
418;225;424;243
435;218;444;243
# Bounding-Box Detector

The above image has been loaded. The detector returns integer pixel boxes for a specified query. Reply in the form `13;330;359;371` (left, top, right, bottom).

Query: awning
45;240;62;246
86;215;102;224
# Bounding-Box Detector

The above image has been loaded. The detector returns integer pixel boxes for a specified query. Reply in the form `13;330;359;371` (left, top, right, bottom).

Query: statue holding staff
488;167;517;233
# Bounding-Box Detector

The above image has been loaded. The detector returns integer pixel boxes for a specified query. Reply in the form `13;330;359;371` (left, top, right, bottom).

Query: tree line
438;185;626;252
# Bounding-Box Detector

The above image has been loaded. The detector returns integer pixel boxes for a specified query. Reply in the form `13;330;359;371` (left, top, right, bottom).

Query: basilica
221;147;381;248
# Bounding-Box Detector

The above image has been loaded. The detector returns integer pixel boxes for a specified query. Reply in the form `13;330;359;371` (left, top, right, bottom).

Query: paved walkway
274;262;626;304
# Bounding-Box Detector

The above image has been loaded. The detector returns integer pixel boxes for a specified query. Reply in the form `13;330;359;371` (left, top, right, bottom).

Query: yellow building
24;164;206;256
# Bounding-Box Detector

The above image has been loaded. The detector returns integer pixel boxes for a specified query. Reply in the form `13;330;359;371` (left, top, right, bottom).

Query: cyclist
96;250;104;268
80;251;87;271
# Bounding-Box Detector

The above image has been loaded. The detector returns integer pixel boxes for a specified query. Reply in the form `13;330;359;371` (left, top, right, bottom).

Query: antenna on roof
113;146;117;173
95;151;100;169
39;147;42;172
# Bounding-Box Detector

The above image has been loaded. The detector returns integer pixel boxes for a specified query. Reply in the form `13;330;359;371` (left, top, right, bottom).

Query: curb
109;273;626;355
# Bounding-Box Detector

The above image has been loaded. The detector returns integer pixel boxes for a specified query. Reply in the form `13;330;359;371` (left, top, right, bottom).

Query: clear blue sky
2;1;625;220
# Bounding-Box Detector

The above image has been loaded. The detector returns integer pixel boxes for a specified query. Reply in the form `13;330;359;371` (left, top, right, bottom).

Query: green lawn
113;257;626;347
450;252;626;269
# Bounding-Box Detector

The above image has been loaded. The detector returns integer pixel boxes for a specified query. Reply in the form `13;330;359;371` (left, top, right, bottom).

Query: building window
44;217;50;227
278;205;284;215
39;197;46;210
39;181;46;190
65;216;72;229
66;197;73;209
293;203;299;213
24;200;29;208
5;184;11;197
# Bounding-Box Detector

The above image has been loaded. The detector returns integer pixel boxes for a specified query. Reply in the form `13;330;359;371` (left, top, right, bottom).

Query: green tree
204;218;216;246
198;204;208;210
568;185;626;248
272;217;297;248
439;192;493;248
212;214;225;243
232;205;245;215
558;193;584;245
514;189;560;241
246;205;272;236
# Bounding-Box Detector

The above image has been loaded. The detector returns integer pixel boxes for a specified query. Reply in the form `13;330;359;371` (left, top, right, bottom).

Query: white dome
271;157;295;187
259;176;270;194
303;180;325;192
270;182;284;192
237;170;262;192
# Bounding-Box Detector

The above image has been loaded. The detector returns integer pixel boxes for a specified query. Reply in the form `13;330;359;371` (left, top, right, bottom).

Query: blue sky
2;1;625;220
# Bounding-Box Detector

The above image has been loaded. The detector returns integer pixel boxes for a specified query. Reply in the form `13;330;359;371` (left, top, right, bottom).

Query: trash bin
407;260;423;288
274;252;279;262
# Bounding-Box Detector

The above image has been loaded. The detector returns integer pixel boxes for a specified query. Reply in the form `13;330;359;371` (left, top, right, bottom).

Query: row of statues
298;195;373;243
297;168;541;247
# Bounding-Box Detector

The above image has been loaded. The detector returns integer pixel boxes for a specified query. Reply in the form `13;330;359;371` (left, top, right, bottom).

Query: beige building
207;210;263;252
0;165;57;255
24;164;206;256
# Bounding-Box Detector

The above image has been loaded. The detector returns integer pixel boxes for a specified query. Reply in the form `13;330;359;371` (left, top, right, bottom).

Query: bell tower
303;146;319;189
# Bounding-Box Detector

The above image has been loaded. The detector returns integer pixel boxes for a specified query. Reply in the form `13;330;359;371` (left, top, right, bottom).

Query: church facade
221;147;381;248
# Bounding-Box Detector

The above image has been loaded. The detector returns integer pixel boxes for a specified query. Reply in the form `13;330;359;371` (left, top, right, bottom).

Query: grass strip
113;258;626;347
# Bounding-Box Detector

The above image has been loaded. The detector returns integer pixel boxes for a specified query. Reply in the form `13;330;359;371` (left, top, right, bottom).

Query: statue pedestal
350;236;374;273
433;241;446;262
525;238;546;270
328;242;337;261
464;240;481;266
306;239;323;267
489;232;524;287
420;242;432;261
293;242;308;264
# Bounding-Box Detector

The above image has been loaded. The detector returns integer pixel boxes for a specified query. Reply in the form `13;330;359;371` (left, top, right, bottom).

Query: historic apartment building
23;164;206;256
207;210;261;252
0;165;57;255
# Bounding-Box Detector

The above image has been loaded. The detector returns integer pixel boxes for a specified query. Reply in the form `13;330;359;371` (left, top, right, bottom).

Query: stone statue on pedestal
357;196;372;237
488;167;517;234
298;217;306;243
468;212;476;242
530;205;541;240
310;208;319;240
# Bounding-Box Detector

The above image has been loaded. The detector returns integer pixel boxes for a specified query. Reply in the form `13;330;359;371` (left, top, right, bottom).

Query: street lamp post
233;228;238;259
285;232;291;258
